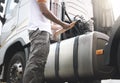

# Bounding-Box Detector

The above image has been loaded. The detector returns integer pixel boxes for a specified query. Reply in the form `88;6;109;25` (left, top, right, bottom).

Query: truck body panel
104;16;120;68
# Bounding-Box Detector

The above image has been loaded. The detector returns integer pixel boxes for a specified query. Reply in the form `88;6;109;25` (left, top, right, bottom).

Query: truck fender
104;16;120;66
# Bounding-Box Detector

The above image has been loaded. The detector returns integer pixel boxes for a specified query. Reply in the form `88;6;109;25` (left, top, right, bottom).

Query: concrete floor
102;79;120;83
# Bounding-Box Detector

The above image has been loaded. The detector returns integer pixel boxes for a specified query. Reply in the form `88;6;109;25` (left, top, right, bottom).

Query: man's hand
54;22;76;37
61;22;71;29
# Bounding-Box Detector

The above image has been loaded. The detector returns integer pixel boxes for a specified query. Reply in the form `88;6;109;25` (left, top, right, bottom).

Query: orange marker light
96;49;104;55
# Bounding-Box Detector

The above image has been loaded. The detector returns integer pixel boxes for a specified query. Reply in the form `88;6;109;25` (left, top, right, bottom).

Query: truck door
50;0;62;20
0;0;20;44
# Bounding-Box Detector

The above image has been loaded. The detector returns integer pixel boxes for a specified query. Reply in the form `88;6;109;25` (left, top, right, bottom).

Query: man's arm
37;0;70;29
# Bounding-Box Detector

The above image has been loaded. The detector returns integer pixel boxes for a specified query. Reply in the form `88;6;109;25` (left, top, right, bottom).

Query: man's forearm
44;10;64;26
38;2;65;26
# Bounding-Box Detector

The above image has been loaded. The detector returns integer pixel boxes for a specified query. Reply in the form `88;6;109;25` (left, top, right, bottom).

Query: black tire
6;51;26;83
116;42;120;78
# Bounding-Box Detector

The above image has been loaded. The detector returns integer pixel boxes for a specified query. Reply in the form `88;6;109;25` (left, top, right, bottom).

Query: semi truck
0;0;119;83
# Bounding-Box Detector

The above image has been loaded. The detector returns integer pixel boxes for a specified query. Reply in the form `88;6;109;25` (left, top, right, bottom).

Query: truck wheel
6;51;26;83
117;42;120;74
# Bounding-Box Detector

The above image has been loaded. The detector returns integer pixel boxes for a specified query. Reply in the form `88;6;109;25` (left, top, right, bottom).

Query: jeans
23;29;50;83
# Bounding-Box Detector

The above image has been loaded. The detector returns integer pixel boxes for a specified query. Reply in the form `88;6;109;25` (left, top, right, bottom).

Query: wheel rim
9;60;23;83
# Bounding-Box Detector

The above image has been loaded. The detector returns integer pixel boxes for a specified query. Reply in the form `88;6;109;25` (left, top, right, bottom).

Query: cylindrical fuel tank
44;31;114;81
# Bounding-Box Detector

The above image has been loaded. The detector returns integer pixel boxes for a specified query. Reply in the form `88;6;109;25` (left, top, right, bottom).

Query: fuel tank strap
55;41;60;80
73;36;79;80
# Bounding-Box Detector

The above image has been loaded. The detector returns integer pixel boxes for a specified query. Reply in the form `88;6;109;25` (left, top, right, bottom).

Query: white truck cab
0;0;115;83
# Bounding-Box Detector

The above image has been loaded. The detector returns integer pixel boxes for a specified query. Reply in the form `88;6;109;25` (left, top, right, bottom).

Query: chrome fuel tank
44;31;114;81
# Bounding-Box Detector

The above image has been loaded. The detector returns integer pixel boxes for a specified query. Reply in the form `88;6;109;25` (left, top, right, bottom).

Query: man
23;0;73;83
